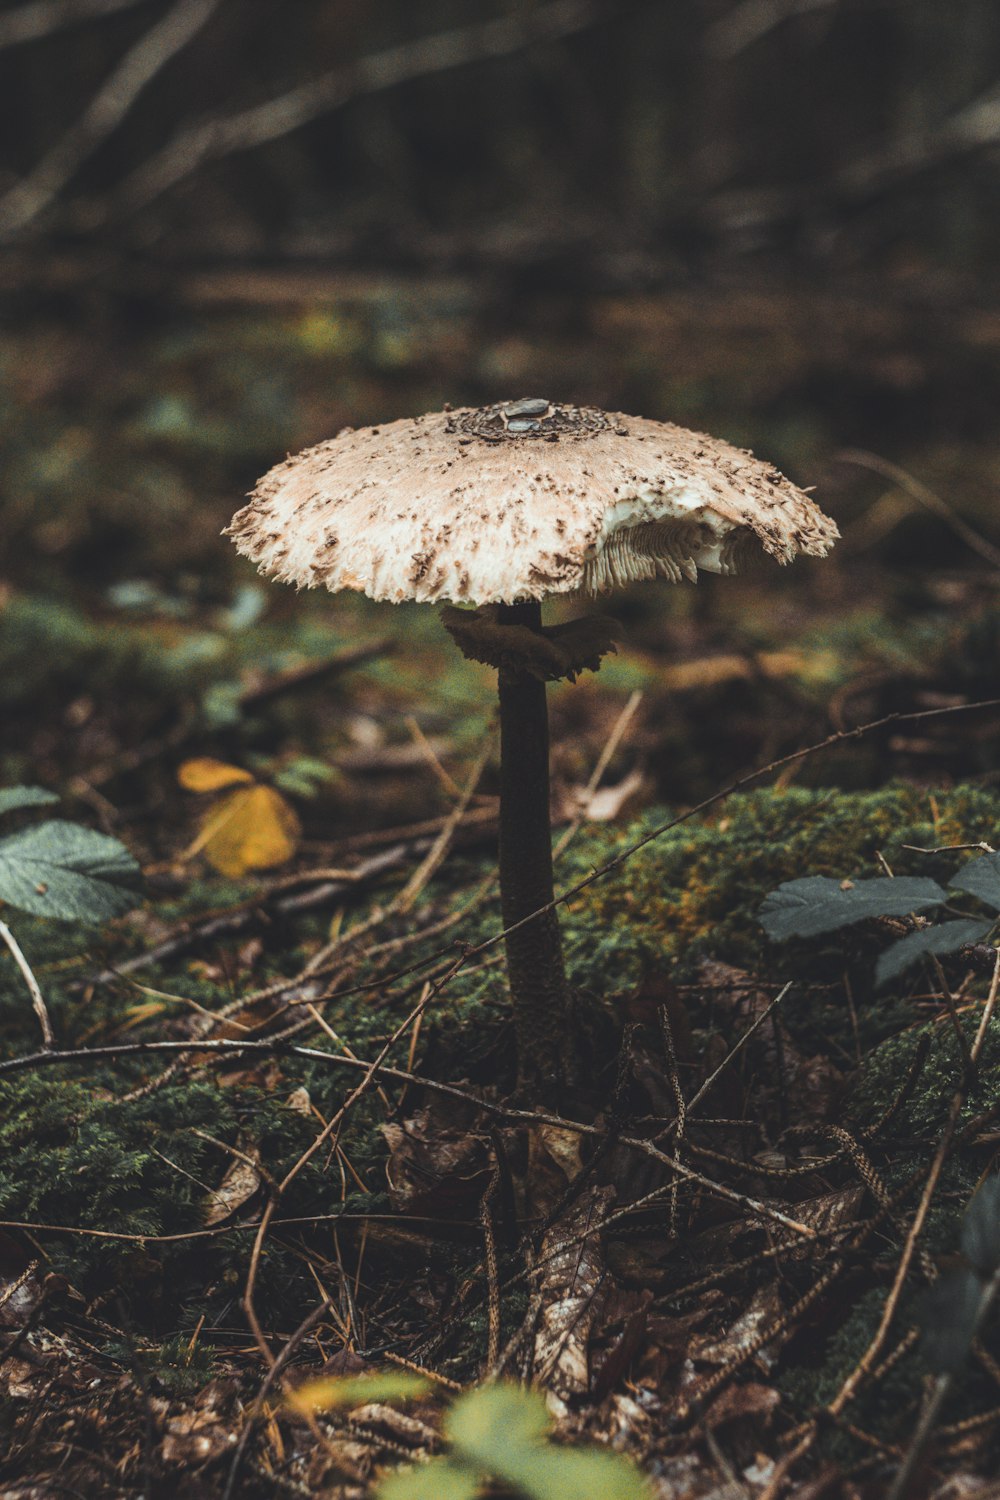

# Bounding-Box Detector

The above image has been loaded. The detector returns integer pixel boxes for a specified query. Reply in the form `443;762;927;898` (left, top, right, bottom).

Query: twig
679;981;793;1127
238;638;394;710
552;688;643;860
85;840;433;987
838;451;1000;570
903;842;996;856
222;1296;335;1500
0;916;55;1047
0;0;147;50
480;1154;502;1375
396;732;493;913
887;1269;1000;1500
0;0;225;238
829;951;1000;1420
109;0;613;220
657;1002;686;1238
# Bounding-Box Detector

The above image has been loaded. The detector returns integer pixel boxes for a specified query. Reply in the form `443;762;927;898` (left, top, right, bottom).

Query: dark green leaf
0;820;141;922
920;1268;983;1374
0;786;59;817
961;1178;1000;1276
875;919;993;988
950;853;1000;914
759;876;947;942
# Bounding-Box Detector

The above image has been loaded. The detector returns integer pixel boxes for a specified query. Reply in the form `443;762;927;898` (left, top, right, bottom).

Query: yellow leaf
194;785;301;878
287;1370;428;1415
178;757;255;793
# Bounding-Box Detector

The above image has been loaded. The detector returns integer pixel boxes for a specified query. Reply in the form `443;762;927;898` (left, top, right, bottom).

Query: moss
2;779;998;1389
553;781;999;988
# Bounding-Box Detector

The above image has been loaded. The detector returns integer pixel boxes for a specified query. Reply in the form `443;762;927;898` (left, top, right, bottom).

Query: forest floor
1;268;1000;1498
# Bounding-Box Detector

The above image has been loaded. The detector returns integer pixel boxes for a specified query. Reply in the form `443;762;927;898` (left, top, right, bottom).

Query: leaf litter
3;301;1000;1495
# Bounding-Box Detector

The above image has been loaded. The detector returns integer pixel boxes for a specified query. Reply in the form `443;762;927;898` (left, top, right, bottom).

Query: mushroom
226;398;838;1100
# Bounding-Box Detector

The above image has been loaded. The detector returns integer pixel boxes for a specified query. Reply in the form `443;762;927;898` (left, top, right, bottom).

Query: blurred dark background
2;0;999;279
1;0;998;815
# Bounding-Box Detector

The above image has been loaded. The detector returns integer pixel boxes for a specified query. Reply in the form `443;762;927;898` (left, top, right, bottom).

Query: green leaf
950;853;1000;913
920;1268;983;1374
961;1177;1000;1276
0;820;141;922
446;1386;646;1500
759;875;947;942
377;1457;481;1500
0;786;60;817
446;1384;550;1459
508;1446;648;1500
875;918;993;988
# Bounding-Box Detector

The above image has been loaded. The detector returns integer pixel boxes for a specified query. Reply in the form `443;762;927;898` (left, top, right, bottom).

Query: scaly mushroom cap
226;399;838;604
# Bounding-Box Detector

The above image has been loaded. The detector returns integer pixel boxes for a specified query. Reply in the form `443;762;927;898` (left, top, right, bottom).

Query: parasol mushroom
226;398;838;1101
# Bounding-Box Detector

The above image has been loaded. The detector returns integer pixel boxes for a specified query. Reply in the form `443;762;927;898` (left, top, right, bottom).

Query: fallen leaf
178;757;254;792
534;1185;615;1404
703;1380;781;1429
203;1149;262;1226
188;783;301;878
382;1110;491;1217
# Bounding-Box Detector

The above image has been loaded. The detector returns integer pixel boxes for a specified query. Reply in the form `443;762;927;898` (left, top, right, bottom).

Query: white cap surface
226;400;838;604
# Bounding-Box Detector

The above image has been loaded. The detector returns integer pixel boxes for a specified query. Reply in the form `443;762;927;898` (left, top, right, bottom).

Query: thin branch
0;0;225;239
0;917;55;1047
109;0;612;220
0;0;148;51
887;1266;1000;1500
829;952;1000;1420
837;80;1000;201
838;450;1000;570
707;0;836;62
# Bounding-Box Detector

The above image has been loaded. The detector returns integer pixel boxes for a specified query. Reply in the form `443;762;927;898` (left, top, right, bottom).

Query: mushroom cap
226;400;838;604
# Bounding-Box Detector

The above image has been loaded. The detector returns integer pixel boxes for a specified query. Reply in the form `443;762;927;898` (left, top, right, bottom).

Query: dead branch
839;450;1000;570
0;916;55;1048
0;0;225;239
707;0;836;62
107;0;611;222
0;0;147;51
84;840;424;987
838;79;1000;199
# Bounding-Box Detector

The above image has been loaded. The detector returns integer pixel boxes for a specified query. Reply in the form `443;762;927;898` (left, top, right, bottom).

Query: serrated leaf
875;918;993;988
178;758;254;793
0;786;60;817
950;852;1000;913
920;1268;983;1374
0;820;140;922
288;1370;428;1415
759;875;947;941
190;785;300;878
961;1178;1000;1276
377;1456;480;1500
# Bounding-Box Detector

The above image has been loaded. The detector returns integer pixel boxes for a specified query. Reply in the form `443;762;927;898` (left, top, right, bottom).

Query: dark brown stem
496;601;574;1099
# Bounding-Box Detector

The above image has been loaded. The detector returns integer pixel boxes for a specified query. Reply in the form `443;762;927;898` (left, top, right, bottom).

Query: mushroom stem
496;601;574;1097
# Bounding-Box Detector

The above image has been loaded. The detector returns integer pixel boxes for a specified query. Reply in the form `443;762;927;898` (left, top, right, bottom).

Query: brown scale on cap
225;398;838;605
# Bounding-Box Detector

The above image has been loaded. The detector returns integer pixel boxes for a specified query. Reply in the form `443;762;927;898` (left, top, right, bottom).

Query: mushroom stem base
496;601;575;1099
